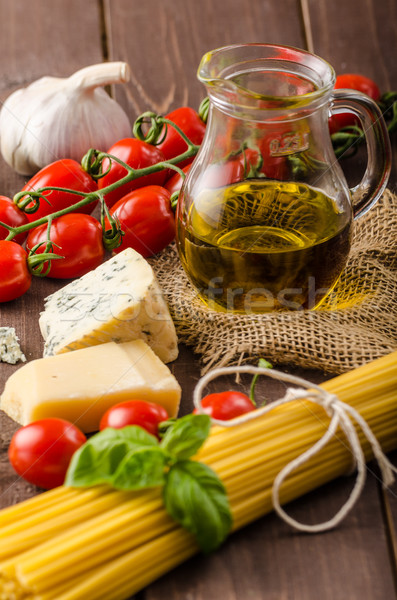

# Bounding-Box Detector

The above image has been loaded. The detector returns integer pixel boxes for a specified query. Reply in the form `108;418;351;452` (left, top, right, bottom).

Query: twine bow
193;366;397;533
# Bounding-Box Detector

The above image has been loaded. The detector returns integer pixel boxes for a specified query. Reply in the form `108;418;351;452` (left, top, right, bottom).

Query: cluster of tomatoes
0;106;207;303
9;389;255;490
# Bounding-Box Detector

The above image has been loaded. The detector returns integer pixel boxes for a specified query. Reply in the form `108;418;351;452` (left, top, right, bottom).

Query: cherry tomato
99;400;169;438
335;74;381;100
259;132;291;180
21;159;98;222
8;418;87;489
200;144;287;189
157;107;206;167
165;151;254;192
164;165;192;195
193;391;255;420
197;148;259;189
0;196;29;244
98;138;167;209
0;241;32;302
202;156;246;189
26;213;105;279
329;74;381;134
107;185;175;257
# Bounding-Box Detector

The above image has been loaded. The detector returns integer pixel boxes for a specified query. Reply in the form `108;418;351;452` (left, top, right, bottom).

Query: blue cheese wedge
39;248;178;363
0;327;26;364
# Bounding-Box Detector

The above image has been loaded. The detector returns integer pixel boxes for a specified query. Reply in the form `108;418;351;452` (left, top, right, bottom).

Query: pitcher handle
331;89;391;220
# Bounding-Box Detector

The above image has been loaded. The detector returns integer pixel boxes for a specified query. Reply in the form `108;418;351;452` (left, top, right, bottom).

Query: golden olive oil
177;180;352;313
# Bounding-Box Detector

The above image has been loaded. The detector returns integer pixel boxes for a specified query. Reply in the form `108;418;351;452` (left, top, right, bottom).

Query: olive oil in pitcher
177;180;352;313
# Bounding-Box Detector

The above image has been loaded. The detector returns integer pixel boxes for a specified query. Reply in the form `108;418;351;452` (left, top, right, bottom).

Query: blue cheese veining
39;248;178;363
0;328;26;364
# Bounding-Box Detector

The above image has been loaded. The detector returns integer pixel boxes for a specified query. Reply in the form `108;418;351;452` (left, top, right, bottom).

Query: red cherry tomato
99;400;169;438
200;144;287;189
202;156;246;189
98;138;167;209
198;148;260;189
21;159;98;222
259;133;291;180
164;165;192;194
0;196;29;244
335;74;381;100
8;418;87;489
0;241;32;302
193;391;255;420
329;74;381;134
108;185;175;257
26;213;105;279
157;107;206;167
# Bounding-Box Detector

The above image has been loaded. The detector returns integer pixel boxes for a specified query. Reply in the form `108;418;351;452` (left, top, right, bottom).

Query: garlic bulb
0;62;132;175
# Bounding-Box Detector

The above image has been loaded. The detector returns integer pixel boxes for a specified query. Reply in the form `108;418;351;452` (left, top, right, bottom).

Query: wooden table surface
1;1;397;599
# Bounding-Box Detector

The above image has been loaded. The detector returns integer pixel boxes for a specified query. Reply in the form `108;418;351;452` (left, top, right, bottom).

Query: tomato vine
0;115;202;279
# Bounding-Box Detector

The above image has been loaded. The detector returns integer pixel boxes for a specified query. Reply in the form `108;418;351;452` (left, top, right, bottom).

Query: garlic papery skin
0;62;132;175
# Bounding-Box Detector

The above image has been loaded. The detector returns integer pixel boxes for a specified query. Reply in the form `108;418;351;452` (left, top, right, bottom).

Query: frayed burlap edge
150;189;397;374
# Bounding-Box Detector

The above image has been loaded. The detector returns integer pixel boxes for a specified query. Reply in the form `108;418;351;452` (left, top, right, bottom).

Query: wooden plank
307;0;397;89
379;451;397;583
0;0;105;93
308;0;397;577
0;0;105;505
104;0;306;117
307;0;397;188
144;474;396;600
0;0;106;235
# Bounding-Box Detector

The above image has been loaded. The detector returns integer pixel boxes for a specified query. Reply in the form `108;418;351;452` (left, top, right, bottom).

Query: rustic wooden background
0;1;396;598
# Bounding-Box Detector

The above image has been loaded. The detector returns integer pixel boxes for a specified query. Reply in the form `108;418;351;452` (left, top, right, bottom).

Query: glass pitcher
176;44;391;313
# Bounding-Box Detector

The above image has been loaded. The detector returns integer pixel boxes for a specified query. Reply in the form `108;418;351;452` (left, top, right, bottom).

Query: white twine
193;365;397;533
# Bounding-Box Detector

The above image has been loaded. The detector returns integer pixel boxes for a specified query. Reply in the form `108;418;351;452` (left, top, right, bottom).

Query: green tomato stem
6;192;98;241
249;358;273;405
198;97;210;124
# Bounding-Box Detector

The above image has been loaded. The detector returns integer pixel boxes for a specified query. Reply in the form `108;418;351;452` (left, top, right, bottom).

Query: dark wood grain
0;1;396;598
308;0;397;89
308;0;397;192
104;0;307;117
381;451;397;587
0;0;104;95
145;474;395;600
0;0;106;505
308;0;397;578
0;0;106;227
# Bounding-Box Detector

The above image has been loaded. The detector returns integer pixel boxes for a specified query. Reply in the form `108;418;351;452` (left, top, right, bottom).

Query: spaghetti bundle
0;351;396;600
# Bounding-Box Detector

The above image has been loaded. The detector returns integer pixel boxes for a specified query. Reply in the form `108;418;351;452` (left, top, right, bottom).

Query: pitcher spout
198;43;335;117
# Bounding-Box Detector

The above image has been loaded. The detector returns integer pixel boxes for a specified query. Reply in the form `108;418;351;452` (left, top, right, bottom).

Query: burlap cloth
150;189;397;374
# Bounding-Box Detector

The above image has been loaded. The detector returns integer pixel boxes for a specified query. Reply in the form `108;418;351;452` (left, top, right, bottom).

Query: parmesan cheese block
39;248;178;363
0;340;181;432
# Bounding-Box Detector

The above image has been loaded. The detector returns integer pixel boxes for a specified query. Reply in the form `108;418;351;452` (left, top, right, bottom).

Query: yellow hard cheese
0;340;181;433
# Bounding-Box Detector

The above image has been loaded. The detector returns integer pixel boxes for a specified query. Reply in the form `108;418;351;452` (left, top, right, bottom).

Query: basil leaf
65;425;159;487
160;414;211;460
112;447;167;490
65;441;128;487
163;460;232;553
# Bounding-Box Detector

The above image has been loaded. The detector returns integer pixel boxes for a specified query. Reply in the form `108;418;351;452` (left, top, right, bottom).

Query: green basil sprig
65;414;232;554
